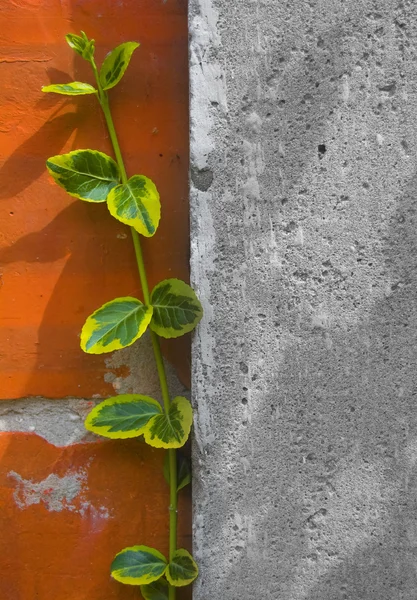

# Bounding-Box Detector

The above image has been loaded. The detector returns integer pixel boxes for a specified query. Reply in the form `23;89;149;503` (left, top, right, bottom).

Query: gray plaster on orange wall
0;337;186;446
9;468;111;518
190;0;417;598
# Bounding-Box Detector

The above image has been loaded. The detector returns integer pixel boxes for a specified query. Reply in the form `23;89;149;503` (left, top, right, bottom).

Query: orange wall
0;2;192;599
0;432;191;599
0;0;190;399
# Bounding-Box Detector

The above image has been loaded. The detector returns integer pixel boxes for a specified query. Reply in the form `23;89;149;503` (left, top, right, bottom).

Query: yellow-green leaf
66;31;95;61
166;549;198;587
46;150;120;202
107;175;160;237
140;578;169;600
66;33;86;56
81;297;153;354
99;41;140;90
143;396;192;449
111;545;167;586
150;279;203;339
42;82;97;95
85;395;162;439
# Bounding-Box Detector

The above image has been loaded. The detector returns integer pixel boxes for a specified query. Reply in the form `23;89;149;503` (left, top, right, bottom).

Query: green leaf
166;549;198;587
66;33;86;56
144;396;192;449
107;175;160;237
150;279;203;339
42;82;97;95
99;41;140;90
85;395;162;439
65;31;95;61
111;545;167;586
163;451;191;491
46;150;120;202
140;578;169;600
81;297;153;354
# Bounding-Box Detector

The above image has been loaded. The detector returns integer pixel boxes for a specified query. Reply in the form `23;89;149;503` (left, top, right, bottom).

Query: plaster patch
104;334;187;400
0;398;96;446
8;468;112;521
9;469;86;512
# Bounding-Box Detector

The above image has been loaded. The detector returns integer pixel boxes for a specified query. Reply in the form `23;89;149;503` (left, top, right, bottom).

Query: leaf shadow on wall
0;110;79;201
0;3;191;397
0;60;124;396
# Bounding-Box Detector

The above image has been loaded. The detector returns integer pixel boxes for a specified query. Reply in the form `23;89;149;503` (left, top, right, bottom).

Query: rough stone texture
190;0;417;598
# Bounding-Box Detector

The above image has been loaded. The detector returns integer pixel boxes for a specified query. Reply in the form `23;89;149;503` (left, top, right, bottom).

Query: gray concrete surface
190;0;417;598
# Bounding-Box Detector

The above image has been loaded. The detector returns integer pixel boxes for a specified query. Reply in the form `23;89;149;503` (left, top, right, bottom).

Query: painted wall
190;0;417;598
0;1;190;598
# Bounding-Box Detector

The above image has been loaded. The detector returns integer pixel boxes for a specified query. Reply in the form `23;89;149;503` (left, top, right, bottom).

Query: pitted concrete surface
190;0;417;598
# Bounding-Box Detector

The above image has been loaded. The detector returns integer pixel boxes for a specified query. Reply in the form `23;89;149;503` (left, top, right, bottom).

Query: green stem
168;447;178;561
91;59;178;598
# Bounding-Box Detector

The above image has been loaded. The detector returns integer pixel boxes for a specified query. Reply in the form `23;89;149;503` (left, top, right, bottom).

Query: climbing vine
43;32;201;600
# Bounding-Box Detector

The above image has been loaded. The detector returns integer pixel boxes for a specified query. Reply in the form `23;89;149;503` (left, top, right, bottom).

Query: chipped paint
9;469;86;512
8;467;112;520
104;335;188;399
0;398;96;446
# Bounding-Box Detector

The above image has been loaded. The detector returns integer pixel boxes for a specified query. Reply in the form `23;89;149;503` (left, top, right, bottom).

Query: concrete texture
190;0;417;598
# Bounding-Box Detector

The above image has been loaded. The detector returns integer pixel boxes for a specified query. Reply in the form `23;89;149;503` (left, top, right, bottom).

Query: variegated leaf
143;396;192;449
85;395;162;439
100;41;140;90
42;82;97;95
111;545;167;586
150;279;203;339
46;150;120;202
81;297;153;354
165;549;198;587
107;175;160;236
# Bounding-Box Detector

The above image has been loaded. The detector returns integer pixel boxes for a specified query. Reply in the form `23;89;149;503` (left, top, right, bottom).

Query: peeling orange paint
0;0;190;399
0;432;191;599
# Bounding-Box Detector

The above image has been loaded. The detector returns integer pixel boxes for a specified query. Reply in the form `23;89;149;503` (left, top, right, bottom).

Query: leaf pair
42;38;139;95
46;150;160;237
85;394;192;449
81;279;202;355
111;545;198;590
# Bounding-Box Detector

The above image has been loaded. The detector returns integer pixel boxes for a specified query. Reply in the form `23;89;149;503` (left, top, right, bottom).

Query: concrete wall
190;0;417;598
